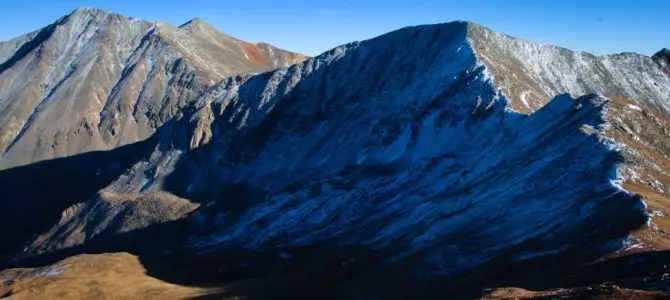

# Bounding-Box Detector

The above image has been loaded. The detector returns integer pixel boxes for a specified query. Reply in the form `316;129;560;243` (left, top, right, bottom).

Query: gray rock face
0;7;306;169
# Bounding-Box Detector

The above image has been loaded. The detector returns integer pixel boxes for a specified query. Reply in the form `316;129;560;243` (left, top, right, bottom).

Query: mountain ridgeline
0;8;669;298
0;7;306;170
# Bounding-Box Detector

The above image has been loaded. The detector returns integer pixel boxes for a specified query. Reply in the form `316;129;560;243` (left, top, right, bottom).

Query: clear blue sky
0;0;667;56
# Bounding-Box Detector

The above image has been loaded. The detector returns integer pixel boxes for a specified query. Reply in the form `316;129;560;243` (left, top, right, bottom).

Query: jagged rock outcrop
0;7;306;169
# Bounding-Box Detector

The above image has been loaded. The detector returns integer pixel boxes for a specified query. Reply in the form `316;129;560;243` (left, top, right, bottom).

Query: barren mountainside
0;11;669;299
0;7;306;169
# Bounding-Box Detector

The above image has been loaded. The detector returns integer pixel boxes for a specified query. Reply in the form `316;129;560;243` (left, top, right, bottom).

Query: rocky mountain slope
468;25;670;249
0;10;668;299
0;7;306;169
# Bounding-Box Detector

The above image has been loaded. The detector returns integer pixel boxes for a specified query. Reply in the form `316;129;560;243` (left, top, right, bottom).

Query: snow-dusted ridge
467;22;670;114
87;21;649;277
463;22;670;220
0;15;663;291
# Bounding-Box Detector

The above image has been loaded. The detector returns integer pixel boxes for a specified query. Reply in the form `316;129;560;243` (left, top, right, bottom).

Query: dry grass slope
0;253;217;299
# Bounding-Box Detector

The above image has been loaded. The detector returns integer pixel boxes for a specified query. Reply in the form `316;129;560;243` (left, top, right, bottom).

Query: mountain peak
179;17;200;26
654;48;670;57
70;6;112;17
63;6;135;25
178;17;210;31
652;48;670;76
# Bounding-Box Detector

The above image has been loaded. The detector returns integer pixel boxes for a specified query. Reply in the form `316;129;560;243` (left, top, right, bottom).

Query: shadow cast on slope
0;206;405;299
145;76;657;298
0;135;159;257
0;82;658;299
0;132;657;299
3;216;665;299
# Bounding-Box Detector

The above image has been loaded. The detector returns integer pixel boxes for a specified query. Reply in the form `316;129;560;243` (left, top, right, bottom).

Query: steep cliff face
0;8;306;169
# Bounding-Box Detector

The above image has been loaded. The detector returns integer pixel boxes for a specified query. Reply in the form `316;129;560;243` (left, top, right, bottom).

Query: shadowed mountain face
0;137;158;255
654;48;670;76
0;12;668;299
118;22;648;277
0;7;307;169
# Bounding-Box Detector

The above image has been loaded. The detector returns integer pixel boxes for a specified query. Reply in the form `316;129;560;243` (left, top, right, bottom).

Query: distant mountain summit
159;13;307;80
0;7;307;169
